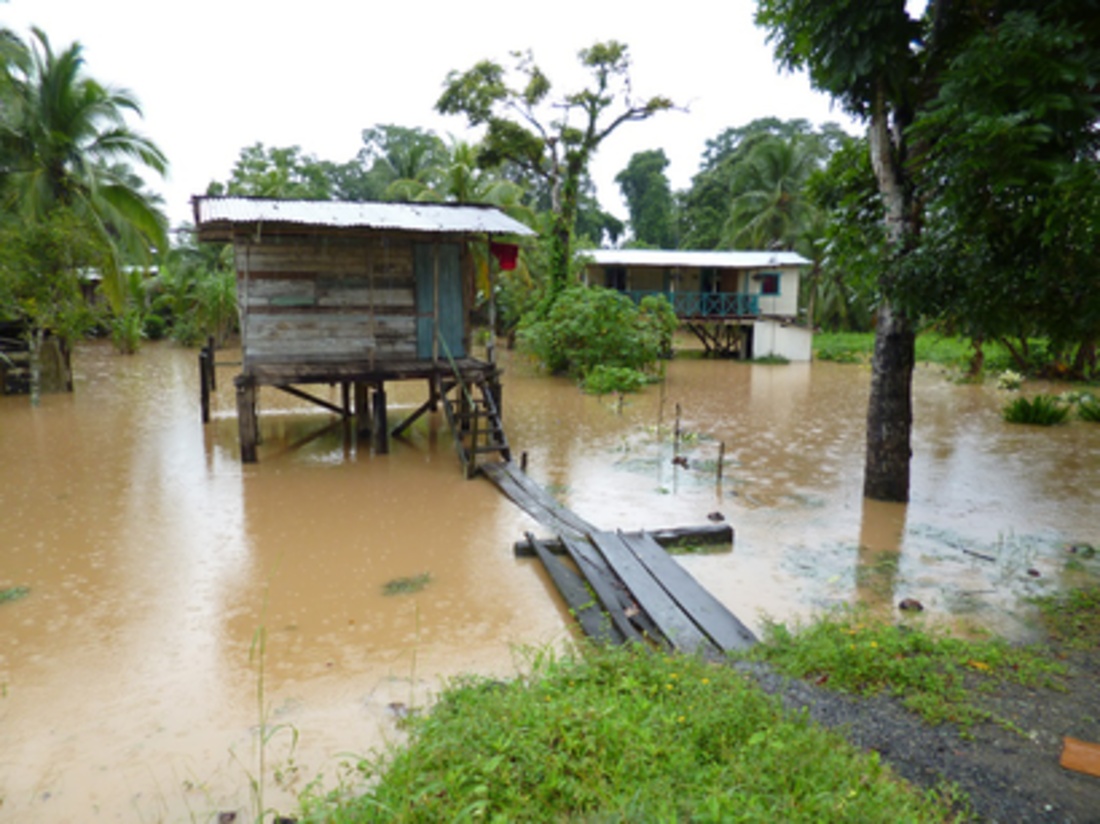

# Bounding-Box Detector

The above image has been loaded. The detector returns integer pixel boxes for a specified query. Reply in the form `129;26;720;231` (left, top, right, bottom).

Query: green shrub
1075;395;1100;422
1002;394;1069;425
582;365;649;395
518;286;674;378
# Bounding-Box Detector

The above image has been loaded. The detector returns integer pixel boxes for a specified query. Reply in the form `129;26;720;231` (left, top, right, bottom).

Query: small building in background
193;196;533;469
583;248;812;360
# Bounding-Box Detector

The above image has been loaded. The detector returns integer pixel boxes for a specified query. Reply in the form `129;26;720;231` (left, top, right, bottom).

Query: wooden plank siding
234;236;426;367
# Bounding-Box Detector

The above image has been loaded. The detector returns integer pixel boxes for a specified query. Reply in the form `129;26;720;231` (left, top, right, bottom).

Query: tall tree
207;143;334;199
0;27;168;306
756;0;1100;500
437;41;673;304
615;149;677;248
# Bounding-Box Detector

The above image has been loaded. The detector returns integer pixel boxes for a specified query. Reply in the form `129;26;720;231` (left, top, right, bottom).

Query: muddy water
2;341;1098;821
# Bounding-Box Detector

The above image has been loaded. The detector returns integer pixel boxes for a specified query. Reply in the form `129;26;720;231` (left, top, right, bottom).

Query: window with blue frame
755;272;781;295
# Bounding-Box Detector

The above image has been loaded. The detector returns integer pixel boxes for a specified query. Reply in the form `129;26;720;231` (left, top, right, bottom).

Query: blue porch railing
623;290;760;318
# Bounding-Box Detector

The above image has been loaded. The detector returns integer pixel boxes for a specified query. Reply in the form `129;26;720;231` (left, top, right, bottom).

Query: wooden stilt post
372;384;389;454
341;381;351;417
235;376;258;463
354;382;371;436
206;336;217;391
199;349;211;424
717;441;725;485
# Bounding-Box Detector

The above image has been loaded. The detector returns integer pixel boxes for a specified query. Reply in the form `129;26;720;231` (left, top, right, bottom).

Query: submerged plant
383;573;432;596
1002;394;1068;426
0;586;30;603
1076;396;1100;423
996;369;1023;390
582;365;649;395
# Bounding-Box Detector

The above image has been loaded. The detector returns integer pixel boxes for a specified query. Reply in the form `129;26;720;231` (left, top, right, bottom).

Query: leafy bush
1002;394;1069;425
518;286;675;378
582;365;650;395
1077;396;1100;423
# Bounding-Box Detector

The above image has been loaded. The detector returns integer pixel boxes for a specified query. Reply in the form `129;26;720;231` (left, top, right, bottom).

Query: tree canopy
437;41;674;303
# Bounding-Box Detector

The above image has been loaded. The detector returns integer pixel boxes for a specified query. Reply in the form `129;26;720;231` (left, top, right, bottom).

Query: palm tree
722;136;819;250
0;27;168;305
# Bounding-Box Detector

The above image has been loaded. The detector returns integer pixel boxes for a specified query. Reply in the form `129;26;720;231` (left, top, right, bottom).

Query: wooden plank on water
525;533;624;646
513;523;733;557
619;530;757;652
588;531;715;656
560;536;645;646
480;461;597;538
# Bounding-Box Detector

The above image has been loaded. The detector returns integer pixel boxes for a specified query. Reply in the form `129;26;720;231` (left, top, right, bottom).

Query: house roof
192;196;537;240
584;249;810;269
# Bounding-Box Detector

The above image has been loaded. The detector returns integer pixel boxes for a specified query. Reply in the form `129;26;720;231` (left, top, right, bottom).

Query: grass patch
298;644;958;822
1076;396;1100;422
1031;585;1100;651
1002;394;1069;425
0;586;30;603
382;573;432;596
813;332;1020;373
814;332;875;363
748;609;1064;733
665;541;728;556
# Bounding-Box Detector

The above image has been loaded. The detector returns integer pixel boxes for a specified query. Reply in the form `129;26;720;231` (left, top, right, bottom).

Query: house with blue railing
583;248;812;361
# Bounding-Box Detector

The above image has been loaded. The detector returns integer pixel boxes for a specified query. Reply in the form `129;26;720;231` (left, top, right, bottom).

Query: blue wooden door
415;243;465;359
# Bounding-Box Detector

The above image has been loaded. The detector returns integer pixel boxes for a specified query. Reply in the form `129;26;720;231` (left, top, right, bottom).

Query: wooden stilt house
193;196;534;473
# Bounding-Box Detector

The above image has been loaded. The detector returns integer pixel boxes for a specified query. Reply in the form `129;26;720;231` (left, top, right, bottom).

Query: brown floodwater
2;340;1098;821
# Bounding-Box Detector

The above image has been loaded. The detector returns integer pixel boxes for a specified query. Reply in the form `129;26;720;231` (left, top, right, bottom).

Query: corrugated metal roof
193;196;536;237
584;249;810;268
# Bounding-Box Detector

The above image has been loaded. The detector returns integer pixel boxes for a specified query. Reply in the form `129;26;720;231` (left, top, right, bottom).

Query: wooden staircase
440;373;511;478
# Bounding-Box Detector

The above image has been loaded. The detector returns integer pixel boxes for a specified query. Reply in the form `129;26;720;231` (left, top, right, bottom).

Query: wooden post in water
354;383;371;437
717;441;725;486
372;384;389;454
520;450;528;473
199;350;210;424
235;377;258;463
206;336;217;391
674;402;682;451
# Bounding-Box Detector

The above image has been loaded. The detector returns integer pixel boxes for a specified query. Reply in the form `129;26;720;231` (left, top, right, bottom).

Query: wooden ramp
479;460;755;655
523;530;757;656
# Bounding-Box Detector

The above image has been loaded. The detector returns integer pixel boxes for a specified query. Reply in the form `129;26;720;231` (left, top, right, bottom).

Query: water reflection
1;341;1098;820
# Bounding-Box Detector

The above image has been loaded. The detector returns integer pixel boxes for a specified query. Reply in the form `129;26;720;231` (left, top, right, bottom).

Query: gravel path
736;647;1100;823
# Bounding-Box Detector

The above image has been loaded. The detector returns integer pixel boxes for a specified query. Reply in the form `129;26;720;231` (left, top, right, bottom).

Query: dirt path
737;646;1100;822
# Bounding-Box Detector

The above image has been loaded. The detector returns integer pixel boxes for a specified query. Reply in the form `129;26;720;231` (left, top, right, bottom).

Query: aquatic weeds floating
382;573;432;596
0;586;30;604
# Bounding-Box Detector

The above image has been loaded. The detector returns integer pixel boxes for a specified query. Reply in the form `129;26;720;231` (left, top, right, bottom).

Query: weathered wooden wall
235;235;418;366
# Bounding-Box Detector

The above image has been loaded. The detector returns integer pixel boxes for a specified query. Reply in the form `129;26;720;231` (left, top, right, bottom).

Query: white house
583;248;813;361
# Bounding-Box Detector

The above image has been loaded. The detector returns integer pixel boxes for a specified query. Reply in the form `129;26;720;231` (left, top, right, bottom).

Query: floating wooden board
1061;736;1100;778
525;534;624;646
618;530;757;652
560;535;646;646
513;523;734;557
589;531;715;656
481;461;597;539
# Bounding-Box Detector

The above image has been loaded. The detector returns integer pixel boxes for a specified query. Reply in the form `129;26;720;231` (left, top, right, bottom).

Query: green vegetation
298;645;955;822
1076;396;1100;423
1002;395;1069;426
518;286;677;381
749;609;1064;733
582;364;650;396
0;586;30;603
1032;585;1100;651
382;573;432;596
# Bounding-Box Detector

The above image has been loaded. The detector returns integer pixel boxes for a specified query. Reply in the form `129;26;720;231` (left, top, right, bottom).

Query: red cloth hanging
490;242;519;271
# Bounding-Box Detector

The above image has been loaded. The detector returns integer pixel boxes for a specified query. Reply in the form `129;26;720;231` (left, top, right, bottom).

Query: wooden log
235;378;258;463
524;533;624;646
273;384;347;417
372;385;389;454
513;523;733;557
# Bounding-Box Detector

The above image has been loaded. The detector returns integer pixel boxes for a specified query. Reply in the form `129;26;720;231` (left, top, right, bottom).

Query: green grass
1077;397;1100;422
298;645;960;823
1031;585;1100;651
1002;394;1069;425
813;332;1020;373
747;609;1064;733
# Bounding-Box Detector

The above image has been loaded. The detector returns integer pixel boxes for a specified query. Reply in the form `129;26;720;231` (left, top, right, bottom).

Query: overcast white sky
5;0;855;231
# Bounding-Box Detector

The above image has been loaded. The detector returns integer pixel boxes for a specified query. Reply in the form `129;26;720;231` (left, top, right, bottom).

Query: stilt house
584;249;812;360
193;196;534;471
